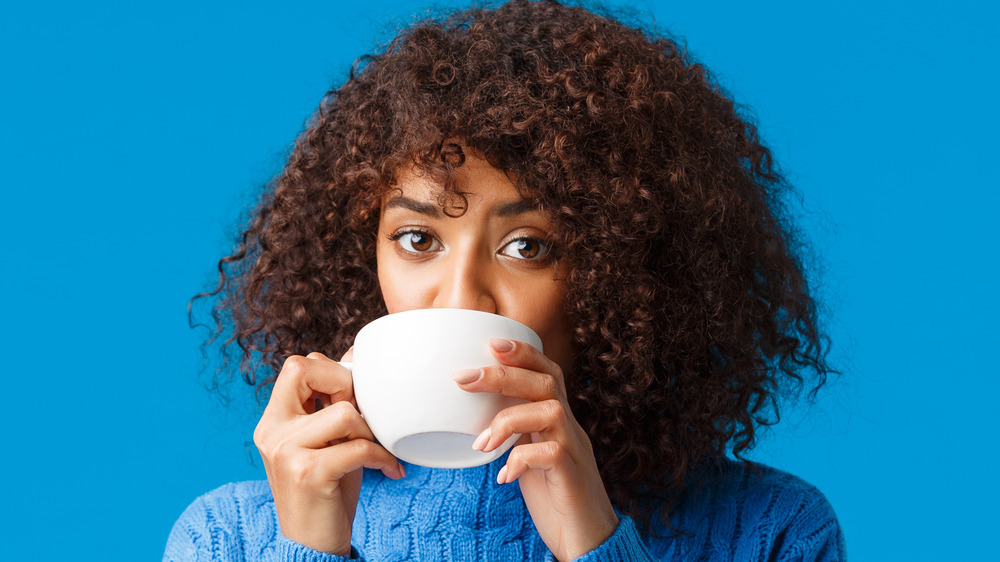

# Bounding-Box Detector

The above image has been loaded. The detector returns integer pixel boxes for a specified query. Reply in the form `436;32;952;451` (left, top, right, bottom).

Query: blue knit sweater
164;455;845;561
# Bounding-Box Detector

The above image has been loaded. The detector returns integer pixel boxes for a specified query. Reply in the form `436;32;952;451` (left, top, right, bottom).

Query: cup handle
338;362;361;419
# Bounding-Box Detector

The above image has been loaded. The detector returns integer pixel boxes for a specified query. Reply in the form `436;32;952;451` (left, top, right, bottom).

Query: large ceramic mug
347;308;541;469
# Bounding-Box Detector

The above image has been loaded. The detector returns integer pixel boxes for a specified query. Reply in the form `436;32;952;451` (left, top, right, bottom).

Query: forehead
383;156;540;216
392;156;513;191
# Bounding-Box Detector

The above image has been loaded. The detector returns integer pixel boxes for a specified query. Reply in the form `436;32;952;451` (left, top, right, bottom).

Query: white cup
348;308;541;469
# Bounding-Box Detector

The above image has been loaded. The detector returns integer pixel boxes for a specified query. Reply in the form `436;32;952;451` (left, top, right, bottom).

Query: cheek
376;242;404;313
511;285;574;374
376;242;434;314
377;272;400;313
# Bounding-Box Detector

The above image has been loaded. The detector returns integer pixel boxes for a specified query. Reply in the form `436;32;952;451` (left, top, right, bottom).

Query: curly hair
197;0;834;528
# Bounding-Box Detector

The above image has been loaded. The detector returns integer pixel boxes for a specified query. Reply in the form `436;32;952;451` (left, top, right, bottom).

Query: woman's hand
453;339;619;561
253;351;406;556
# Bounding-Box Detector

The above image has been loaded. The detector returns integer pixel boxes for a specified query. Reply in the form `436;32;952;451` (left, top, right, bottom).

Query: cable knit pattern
164;457;846;561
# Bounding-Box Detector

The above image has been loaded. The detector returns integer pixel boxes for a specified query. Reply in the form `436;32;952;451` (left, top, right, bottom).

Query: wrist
559;511;620;561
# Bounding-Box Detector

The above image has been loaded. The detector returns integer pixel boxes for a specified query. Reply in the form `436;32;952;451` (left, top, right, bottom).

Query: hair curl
196;0;834;528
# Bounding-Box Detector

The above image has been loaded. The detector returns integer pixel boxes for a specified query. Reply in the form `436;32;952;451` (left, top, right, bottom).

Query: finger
453;362;560;402
303;438;406;482
473;399;570;453
453;339;564;401
489;338;561;373
496;440;574;485
287;401;378;449
269;354;354;417
315;348;356;410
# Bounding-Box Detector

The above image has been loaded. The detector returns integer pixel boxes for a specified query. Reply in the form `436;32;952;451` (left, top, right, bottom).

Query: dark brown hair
197;0;834;527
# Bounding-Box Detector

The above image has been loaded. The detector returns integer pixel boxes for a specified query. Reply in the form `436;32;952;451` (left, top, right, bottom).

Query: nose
431;250;498;313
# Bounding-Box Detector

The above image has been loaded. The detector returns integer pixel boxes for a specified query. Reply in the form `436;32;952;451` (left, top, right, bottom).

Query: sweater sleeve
277;538;363;562
536;515;657;562
571;516;657;562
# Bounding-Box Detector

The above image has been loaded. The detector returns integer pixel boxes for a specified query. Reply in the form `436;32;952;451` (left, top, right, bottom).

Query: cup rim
358;308;540;340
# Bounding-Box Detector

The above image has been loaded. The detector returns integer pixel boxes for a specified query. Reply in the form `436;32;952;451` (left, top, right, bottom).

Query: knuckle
493;408;515;432
495;363;510;378
494;364;512;390
542;440;566;461
281;355;309;379
284;455;313;484
541;399;565;424
346;438;376;459
506;444;526;466
539;374;558;396
328;400;357;425
269;436;296;463
252;423;268;448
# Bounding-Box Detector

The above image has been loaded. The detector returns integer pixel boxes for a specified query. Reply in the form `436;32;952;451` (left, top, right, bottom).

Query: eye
498;236;552;261
390;230;441;253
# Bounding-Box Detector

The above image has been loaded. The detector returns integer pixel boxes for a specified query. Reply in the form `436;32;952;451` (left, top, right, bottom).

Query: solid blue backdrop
1;1;996;559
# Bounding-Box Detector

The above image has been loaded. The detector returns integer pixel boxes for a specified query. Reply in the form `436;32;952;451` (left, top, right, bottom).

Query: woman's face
376;155;574;375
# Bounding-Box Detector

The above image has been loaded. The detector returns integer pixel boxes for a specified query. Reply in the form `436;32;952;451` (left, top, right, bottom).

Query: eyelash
387;229;440;254
387;228;553;262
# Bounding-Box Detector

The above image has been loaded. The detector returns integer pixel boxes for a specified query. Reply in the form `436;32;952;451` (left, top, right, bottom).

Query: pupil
518;240;539;258
411;233;431;251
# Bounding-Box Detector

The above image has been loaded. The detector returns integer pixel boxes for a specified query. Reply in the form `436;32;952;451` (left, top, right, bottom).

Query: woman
166;0;845;560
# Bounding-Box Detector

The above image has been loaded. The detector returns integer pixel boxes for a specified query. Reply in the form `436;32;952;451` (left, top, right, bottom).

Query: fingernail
472;427;491;451
497;465;508;485
489;339;514;352
451;368;483;384
398;463;407;478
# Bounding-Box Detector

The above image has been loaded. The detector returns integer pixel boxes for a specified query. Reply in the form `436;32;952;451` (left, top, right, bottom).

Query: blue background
2;0;996;559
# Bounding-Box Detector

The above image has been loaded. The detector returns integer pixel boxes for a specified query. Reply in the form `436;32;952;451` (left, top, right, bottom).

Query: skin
254;154;618;560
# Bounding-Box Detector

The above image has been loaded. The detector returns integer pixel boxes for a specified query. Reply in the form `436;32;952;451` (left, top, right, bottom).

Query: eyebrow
382;196;442;218
382;196;542;218
495;199;543;218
